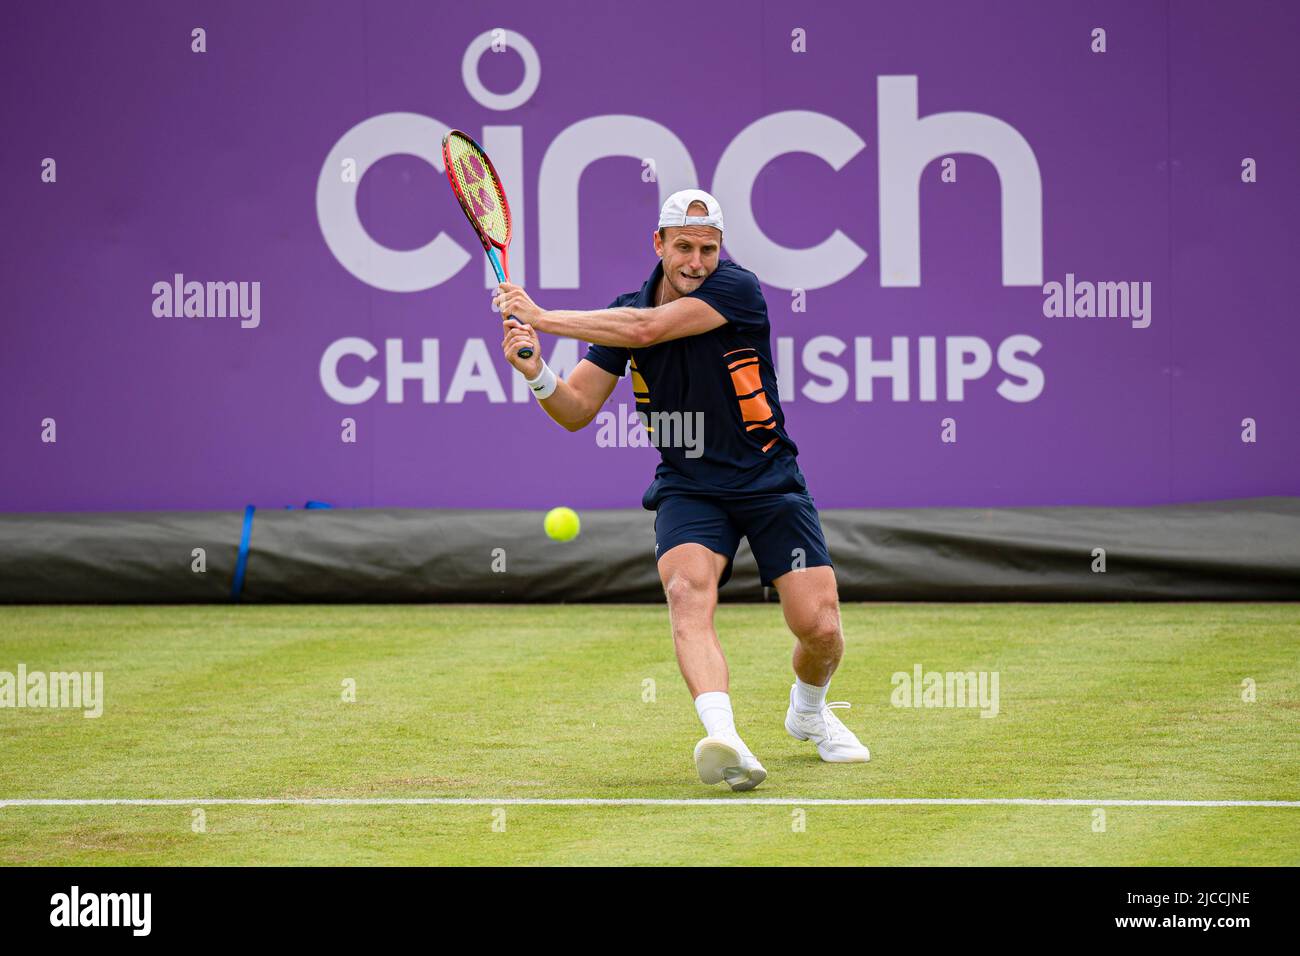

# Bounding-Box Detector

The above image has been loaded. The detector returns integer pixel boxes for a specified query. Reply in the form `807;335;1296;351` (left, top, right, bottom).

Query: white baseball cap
657;188;724;234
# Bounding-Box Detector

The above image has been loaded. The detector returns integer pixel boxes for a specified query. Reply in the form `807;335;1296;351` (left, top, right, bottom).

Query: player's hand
493;282;544;327
502;319;542;378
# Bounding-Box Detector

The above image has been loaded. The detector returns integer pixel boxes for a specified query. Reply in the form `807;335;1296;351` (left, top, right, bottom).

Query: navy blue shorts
653;491;833;588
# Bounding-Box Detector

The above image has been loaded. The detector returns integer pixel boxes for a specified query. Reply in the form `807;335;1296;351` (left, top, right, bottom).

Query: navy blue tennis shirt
584;259;809;510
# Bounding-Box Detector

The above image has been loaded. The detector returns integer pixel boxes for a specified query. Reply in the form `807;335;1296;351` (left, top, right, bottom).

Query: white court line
1;798;1296;807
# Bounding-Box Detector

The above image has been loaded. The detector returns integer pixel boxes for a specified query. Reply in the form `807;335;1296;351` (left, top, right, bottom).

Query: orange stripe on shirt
738;393;774;425
729;362;762;397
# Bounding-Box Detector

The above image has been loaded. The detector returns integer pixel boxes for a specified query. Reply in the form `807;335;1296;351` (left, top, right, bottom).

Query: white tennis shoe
784;684;871;762
693;733;768;791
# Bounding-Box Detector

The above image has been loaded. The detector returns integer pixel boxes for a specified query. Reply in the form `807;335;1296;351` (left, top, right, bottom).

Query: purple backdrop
3;0;1297;511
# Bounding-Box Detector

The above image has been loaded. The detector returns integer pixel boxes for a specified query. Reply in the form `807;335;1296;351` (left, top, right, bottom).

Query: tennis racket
441;129;532;360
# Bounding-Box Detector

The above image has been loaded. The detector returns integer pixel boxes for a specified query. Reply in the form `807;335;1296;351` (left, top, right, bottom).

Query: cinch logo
316;30;1043;294
50;886;151;936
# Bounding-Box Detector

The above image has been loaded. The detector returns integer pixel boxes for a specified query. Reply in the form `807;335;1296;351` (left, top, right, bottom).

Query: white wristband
525;361;558;401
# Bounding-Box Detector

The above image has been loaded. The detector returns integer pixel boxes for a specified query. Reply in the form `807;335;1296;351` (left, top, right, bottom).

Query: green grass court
0;603;1296;865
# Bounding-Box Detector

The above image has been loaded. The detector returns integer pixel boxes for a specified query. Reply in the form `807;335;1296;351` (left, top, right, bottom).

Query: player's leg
772;564;843;689
737;491;870;763
657;542;730;697
654;496;766;790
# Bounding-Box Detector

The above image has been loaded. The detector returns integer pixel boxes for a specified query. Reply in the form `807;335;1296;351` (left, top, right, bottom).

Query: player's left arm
493;282;724;348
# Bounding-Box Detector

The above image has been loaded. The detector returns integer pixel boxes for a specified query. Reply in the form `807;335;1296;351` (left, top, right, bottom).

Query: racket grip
490;250;532;360
507;317;534;360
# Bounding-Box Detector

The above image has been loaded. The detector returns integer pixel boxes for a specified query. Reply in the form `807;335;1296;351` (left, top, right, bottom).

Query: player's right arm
501;320;617;432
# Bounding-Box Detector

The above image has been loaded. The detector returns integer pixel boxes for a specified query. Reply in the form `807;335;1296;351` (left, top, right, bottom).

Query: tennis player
493;189;869;790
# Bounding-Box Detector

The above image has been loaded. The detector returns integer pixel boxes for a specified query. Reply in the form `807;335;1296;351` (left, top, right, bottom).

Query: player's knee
662;572;715;615
797;603;843;653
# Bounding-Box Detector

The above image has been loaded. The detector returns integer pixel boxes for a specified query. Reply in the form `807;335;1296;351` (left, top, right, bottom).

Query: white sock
794;677;829;715
694;692;755;758
694;691;736;737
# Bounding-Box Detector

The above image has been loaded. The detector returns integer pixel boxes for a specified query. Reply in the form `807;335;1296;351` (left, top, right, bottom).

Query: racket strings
445;134;509;244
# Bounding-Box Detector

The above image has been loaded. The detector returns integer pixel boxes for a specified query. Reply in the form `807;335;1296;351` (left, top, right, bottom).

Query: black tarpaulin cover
0;497;1297;603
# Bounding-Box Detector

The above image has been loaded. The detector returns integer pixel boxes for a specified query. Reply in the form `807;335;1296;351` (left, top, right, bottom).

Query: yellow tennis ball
544;506;581;542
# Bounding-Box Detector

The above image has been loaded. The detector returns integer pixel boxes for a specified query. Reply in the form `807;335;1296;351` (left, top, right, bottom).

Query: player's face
655;225;721;298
